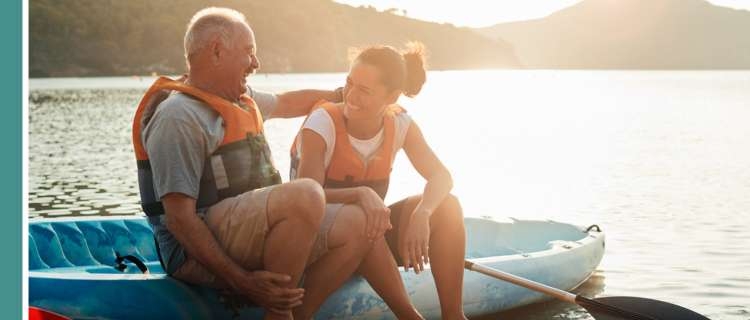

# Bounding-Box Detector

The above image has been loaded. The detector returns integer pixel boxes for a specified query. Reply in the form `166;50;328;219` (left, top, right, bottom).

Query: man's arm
162;193;304;312
161;193;247;285
268;88;343;119
144;103;303;312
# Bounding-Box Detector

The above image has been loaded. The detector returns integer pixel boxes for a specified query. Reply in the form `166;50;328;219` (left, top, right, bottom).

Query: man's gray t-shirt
142;86;277;274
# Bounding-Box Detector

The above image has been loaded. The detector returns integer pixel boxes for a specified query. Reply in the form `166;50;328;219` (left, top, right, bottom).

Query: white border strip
22;0;30;318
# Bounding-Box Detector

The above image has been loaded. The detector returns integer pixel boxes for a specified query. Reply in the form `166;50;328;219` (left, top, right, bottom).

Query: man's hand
232;270;305;314
331;86;344;103
162;193;302;314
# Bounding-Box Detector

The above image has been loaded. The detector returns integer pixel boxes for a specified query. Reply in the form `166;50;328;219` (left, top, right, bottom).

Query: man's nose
251;56;260;70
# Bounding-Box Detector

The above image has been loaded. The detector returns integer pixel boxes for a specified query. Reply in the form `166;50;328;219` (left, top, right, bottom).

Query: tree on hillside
30;0;519;77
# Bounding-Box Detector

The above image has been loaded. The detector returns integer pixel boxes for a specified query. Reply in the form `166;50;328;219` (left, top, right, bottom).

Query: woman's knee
434;194;464;223
329;205;369;249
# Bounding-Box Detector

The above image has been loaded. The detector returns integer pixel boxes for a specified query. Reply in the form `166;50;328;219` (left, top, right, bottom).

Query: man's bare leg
263;179;326;320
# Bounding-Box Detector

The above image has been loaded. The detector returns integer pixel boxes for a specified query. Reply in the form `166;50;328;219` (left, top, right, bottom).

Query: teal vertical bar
0;0;21;318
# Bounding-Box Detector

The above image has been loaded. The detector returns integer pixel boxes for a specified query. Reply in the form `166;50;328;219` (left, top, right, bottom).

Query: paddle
464;260;710;320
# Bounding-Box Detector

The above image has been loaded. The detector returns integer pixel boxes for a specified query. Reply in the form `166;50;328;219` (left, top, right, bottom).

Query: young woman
291;43;467;320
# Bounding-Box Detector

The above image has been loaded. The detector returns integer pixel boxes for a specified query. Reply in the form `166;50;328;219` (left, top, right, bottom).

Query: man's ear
210;38;222;65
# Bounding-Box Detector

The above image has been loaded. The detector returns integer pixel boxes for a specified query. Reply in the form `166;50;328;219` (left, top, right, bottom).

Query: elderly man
132;7;371;319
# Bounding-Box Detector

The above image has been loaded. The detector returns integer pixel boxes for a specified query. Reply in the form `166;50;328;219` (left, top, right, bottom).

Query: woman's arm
402;121;453;217
296;129;391;239
400;120;453;272
296;129;356;202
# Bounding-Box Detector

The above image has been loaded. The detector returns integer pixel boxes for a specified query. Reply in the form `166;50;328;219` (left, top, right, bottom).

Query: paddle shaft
464;260;577;304
464;260;712;320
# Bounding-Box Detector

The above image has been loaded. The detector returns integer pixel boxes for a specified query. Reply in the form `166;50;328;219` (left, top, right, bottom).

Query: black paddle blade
576;296;710;320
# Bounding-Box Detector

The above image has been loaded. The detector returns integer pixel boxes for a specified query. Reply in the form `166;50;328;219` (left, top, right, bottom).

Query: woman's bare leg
396;195;467;320
356;238;424;320
293;205;371;319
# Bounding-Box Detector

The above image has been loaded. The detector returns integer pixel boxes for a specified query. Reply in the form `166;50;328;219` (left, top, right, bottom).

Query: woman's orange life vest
133;77;281;216
290;102;404;199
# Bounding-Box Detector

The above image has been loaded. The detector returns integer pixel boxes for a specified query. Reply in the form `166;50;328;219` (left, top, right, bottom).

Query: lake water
28;71;750;319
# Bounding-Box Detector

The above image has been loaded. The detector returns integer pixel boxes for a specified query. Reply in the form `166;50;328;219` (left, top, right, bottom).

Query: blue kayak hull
29;216;605;319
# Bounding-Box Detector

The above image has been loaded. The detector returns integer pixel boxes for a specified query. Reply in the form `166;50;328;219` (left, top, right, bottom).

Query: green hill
30;0;520;77
478;0;750;69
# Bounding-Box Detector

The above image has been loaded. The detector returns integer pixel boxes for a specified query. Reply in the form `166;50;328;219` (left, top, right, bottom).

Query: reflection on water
477;271;606;320
29;89;142;217
29;72;750;319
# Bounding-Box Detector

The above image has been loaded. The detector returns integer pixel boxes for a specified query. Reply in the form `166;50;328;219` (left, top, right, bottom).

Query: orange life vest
290;101;404;199
133;77;281;216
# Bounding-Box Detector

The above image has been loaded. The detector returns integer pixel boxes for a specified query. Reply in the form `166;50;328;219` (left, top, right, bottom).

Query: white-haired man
132;7;369;319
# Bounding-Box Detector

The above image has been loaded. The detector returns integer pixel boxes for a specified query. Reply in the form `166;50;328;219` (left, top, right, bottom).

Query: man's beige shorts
172;185;341;287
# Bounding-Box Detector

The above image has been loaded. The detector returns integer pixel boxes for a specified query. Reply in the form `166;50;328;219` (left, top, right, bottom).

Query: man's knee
272;178;325;227
290;178;325;206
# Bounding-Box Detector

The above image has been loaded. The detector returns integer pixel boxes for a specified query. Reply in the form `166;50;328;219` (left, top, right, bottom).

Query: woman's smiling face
343;61;399;121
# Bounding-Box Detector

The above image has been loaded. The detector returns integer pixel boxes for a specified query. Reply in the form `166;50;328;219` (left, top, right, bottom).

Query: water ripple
29;73;750;319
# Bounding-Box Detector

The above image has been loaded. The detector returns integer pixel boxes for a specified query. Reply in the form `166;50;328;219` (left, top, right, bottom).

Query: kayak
29;216;605;319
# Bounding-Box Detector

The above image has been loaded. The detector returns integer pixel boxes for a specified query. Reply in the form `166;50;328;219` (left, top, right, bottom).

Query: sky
334;0;750;28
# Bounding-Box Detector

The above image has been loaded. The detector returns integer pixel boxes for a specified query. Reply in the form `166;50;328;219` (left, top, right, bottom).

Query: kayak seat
31;261;165;274
29;218;159;271
464;218;591;259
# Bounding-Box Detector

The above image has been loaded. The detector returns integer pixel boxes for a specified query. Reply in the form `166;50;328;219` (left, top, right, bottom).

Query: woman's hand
356;187;391;240
399;207;431;274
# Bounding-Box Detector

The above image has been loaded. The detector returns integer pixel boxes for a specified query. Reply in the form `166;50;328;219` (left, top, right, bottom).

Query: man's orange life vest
133;77;281;216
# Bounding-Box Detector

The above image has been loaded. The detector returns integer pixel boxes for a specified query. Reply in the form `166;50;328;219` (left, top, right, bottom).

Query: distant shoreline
28;67;750;81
